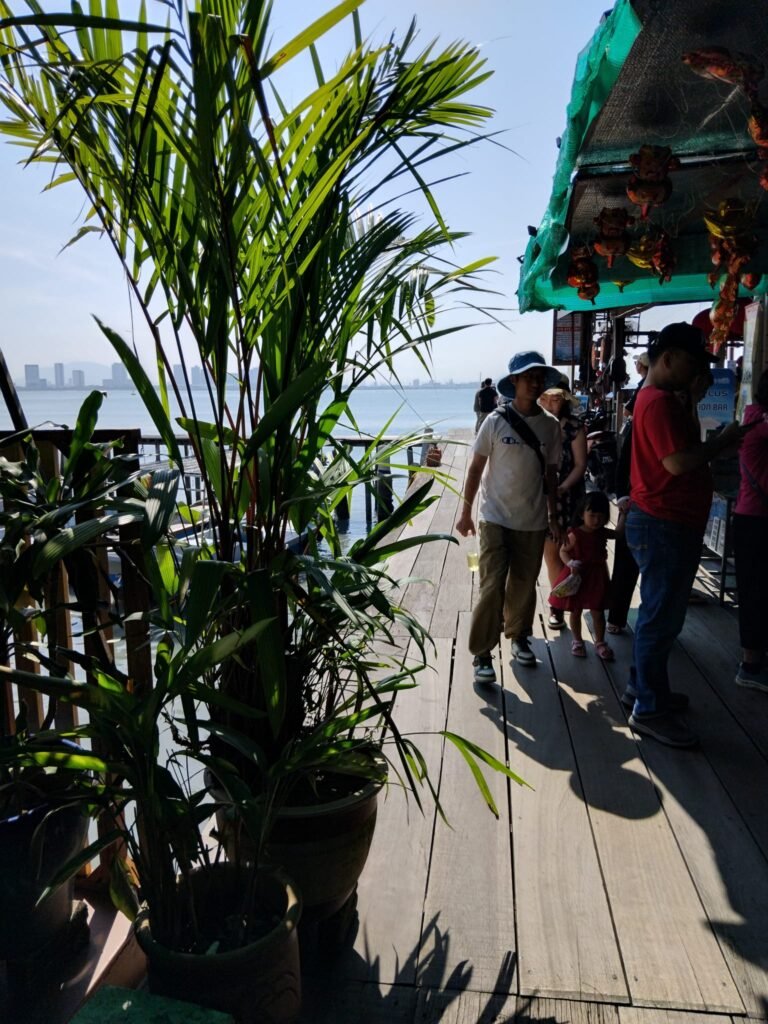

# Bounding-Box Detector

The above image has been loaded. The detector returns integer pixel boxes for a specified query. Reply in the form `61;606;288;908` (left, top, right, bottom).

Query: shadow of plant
299;912;519;1023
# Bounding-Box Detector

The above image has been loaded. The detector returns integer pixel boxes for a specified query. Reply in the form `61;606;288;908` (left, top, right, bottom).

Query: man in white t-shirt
456;351;563;682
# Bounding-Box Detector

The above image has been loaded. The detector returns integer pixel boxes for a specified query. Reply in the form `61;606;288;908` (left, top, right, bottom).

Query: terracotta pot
134;865;301;1024
266;777;381;922
213;772;381;925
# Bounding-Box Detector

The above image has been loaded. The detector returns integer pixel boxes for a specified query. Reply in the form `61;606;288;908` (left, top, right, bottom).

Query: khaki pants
468;521;546;656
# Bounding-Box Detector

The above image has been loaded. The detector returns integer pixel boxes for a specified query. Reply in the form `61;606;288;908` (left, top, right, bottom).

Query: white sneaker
473;655;496;684
510;638;536;666
735;665;768;693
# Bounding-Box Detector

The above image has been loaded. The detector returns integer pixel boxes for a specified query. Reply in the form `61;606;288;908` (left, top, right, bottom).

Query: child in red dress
549;491;615;660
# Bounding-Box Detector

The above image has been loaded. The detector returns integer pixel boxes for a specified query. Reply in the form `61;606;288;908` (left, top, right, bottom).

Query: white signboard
699;368;735;441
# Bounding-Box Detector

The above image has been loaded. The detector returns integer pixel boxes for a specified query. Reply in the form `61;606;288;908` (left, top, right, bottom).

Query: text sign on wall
552;311;589;365
699;368;735;440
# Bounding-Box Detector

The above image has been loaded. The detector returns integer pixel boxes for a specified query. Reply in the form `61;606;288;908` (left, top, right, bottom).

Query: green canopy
518;0;768;313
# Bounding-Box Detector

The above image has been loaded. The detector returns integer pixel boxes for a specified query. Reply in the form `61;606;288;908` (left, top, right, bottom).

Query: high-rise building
111;363;129;387
24;364;46;389
191;366;204;389
54;363;65;388
72;370;85;388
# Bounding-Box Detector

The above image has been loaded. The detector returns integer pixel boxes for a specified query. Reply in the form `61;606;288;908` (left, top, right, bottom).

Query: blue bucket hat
497;350;561;400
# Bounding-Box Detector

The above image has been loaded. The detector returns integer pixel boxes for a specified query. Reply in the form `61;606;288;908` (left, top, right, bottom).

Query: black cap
649;322;717;363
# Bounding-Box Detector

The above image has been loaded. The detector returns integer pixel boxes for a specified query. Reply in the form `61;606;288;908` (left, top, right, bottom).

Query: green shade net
517;0;768;313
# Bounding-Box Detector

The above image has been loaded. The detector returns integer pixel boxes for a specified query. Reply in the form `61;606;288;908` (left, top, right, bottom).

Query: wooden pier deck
300;429;768;1024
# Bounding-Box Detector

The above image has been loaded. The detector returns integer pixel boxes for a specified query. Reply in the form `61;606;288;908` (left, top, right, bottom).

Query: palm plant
0;0;519;959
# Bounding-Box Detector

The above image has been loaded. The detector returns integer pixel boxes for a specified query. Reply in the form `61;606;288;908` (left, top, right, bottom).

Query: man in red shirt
624;322;746;747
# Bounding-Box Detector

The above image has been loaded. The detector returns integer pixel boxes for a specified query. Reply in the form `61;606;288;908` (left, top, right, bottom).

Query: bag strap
496;404;546;477
743;462;768;511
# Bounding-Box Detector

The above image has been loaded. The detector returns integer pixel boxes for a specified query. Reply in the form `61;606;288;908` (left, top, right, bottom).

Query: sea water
0;385;477;436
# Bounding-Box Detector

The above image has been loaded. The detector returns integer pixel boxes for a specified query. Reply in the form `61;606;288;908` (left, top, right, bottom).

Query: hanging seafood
626;234;657;271
626;145;680;219
747;104;768;189
703;200;759;355
650;231;675;284
682;47;763;97
741;270;765;290
566;246;600;304
704;198;754;240
592;207;635;268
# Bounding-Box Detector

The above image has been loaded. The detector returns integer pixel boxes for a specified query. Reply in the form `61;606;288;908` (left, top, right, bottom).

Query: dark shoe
621;691;689;712
628;712;698;748
510;638;536;667
473;654;496;685
735;665;768;693
547;611;565;630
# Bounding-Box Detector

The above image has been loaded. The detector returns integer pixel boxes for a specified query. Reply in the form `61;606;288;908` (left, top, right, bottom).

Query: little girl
549;491;614;660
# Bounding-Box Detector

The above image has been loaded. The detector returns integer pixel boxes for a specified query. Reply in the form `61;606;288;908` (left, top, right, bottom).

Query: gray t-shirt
473;406;562;531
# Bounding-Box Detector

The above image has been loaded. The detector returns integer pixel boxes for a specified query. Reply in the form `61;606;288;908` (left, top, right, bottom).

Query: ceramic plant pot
134;865;302;1024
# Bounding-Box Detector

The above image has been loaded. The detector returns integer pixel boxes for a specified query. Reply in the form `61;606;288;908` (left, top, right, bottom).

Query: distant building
72;370;85;388
24;364;46;389
191;366;204;389
54;363;65;388
111;363;130;388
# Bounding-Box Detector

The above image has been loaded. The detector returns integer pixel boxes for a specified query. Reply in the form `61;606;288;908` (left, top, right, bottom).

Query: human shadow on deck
476;626;768;1011
476;661;661;822
299;912;517;1023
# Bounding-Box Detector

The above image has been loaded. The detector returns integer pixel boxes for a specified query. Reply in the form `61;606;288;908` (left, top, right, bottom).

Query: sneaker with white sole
628;711;698;748
735;664;768;693
473;654;496;685
510;638;536;667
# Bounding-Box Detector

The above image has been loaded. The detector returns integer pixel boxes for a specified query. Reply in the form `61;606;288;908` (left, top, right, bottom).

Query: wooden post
374;447;394;519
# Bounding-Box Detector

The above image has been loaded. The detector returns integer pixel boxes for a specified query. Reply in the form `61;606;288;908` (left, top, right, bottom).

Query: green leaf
141;467;179;547
259;1;364;79
96;319;183;467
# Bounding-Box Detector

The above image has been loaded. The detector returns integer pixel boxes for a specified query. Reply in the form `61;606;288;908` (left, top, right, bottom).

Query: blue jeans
625;508;702;715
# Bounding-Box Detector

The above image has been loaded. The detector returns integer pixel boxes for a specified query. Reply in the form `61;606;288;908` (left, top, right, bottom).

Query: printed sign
737;300;764;421
698;368;735;441
552;311;589;365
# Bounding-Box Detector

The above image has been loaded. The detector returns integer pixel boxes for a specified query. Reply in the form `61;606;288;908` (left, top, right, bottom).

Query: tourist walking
456;351;563;683
623;323;748;748
733;368;768;693
549;491;614;660
473;377;499;432
539;378;587;630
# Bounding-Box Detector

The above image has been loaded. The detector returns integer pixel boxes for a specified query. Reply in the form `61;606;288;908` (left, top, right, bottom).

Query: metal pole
0;348;27;431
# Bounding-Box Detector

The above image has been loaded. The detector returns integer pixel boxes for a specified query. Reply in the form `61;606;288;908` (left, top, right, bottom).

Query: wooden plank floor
301;428;768;1023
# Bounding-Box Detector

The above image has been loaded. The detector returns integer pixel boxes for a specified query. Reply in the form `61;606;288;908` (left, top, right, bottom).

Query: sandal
595;641;614;661
606;623;624;635
571;639;586;658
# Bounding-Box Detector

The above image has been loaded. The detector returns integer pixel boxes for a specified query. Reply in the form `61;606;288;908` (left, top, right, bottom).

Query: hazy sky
0;0;706;384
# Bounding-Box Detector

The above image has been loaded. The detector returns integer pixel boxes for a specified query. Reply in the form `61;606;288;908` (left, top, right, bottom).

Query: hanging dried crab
592;207;635;268
626;145;680;219
566;245;600;304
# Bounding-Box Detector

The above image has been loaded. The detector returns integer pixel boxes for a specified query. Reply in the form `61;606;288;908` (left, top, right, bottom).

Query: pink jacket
735;403;768;517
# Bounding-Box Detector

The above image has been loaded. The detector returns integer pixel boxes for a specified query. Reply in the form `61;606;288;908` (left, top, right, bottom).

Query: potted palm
0;402;155;966
0;1;523;1018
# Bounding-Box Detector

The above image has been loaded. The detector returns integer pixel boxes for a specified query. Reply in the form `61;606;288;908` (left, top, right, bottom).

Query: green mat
70;986;235;1023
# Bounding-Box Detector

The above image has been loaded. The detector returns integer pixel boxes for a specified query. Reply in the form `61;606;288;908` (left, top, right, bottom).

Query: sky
0;0;708;385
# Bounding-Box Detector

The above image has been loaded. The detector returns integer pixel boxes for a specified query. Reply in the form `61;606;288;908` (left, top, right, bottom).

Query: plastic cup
466;550;480;572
